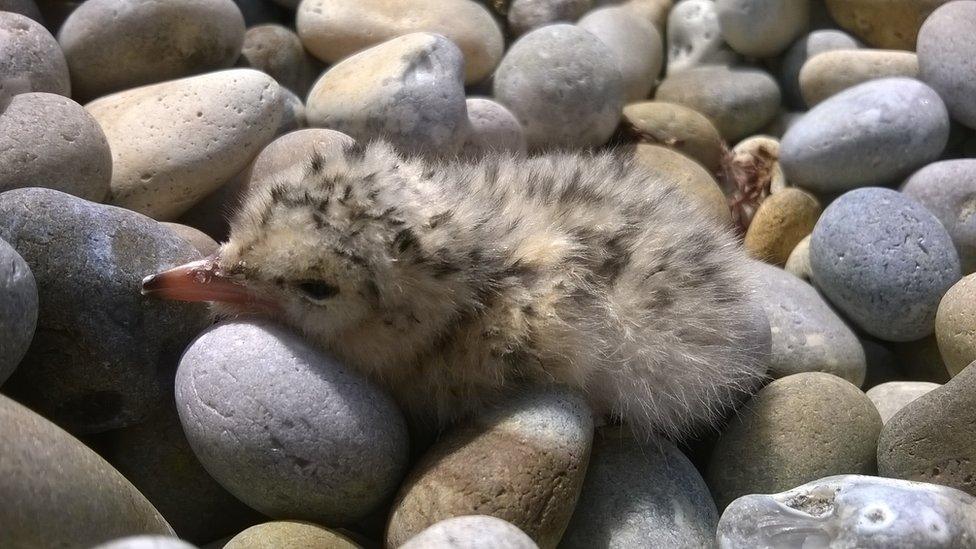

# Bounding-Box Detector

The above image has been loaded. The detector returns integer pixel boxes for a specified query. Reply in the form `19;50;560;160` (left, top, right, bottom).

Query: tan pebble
785;234;812;282
623;101;724;171
801;49;919;106
632;144;731;226
936;274;976;377
825;0;950;49
224;521;361;549
745;188;821;266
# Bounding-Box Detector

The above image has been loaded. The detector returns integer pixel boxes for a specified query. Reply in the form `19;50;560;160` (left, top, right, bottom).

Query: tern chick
144;141;768;439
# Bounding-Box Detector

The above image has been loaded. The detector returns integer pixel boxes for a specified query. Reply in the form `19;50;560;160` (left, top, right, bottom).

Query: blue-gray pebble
780;78;949;193
810;187;961;342
0;236;37;385
902;160;976;274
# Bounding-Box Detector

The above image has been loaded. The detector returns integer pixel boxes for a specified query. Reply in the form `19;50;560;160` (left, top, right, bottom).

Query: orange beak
141;255;279;314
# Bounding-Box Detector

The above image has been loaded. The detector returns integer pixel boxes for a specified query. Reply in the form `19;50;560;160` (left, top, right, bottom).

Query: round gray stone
666;0;738;74
0;11;68;100
902;160;976;274
780;78;950;193
176;319;410;525
779;29;861;108
578;6;663;101
401;516;539;549
494;24;624;150
507;0;594;35
92;537;198;549
0;236;36;386
810;187;961;342
717;0;810;58
238;24;322;98
0;188;208;434
918;1;976;129
866;381;940;424
461;98;526;157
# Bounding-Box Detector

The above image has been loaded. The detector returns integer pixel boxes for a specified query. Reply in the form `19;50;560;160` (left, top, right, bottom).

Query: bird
143;140;769;440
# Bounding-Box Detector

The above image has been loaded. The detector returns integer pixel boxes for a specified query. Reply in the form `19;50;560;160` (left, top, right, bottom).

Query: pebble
87;68;284;220
716;0;810;58
809;187;961;342
276;87;306;135
878;361;976;496
461;98;527;157
0;0;43;22
176;319;409;525
0;92;112;201
306;33;468;156
631;144;731;226
622;101;724;171
58;0;245;101
867;381;941;423
296;0;503;84
747;260;867;385
401;516;539;549
160;223;219;258
578;6;663;101
936;274;976;377
717;475;976;548
0;394;173;547
223;522;361;549
494;24;624;150
666;0;737;74
386;386;593;549
744;188;821;266
0;188;208;434
92;537;198;549
0;237;36;385
785;234;813;282
560;427;718;548
605;0;672;31
780;78;950;193
825;0;948;50
0;11;69;99
706;372;882;509
507;0;594;35
918;1;976;129
655;65;781;142
780;29;861;108
239;24;322;98
800;49;919;106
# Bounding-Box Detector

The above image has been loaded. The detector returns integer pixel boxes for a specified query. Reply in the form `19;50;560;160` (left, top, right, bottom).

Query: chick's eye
297;280;340;300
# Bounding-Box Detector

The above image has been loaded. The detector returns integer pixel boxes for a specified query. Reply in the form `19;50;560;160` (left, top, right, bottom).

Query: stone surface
508;0;594;35
785;234;812;282
0;0;43;22
810;187;961;342
401;516;538;549
276;87;306;136
825;0;950;49
717;0;809;58
717;475;976;548
461;98;526;157
494;24;624;150
386;386;594;549
745;188;821;266
904;161;976;274
87;69;284;220
936;274;976;377
578;6;663;101
800;49;919;106
780;78;949;193
306;33;467;156
223;522;361;549
867;381;941;424
878;361;976;496
666;0;737;74
622;101;724;171
59;0;245;101
160;223;219;258
560;427;718;548
0;237;36;386
918;2;976;129
0;92;111;201
603;0;672;31
707;372;882;509
0;394;173;548
239;24;322;98
631;144;731;226
0;188;208;434
780;29;861;108
92;537;198;549
176;320;409;525
0;11;68;99
297;0;503;84
655;65;781;142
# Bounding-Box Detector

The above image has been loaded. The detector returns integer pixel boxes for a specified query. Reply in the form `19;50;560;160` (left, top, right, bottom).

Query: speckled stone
780;78;949;193
717;0;809;58
461;98;526;157
785;234;812;282
717;475;976;548
903;160;976;274
810;187;961;342
867;381;941;424
918;2;976;129
0;237;36;386
745;188;821;266
800;49;919;106
622;101;724;171
176;320;409;525
825;0;950;50
0;92;111;201
306;33;467;156
561;427;718;548
707;372;882;509
631;144;731;226
507;0;594;35
494;24;624;150
160;223;219;258
386;386;594;549
92;537;198;549
578;6;663;101
666;0;737;74
0;188;208;434
780;29;861;108
936;274;976;377
401;516;538;549
223;522;361;549
238;24;322;97
0;11;68;99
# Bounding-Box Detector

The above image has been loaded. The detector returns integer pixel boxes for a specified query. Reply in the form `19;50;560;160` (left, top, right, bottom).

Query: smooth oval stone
780;78;949;193
707;372;882;509
918;1;976;129
785;234;812;282
223;522;361;549
160;223;219;258
92;537;198;549
58;0;245;101
800;49;919;106
0;11;68;98
623;101;724;171
578;6;663;101
903;160;976;274
717;0;809;58
826;0;950;50
560;427;718;548
494;24;624;150
936;274;976;377
176;320;410;525
745;188;821;266
878;361;976;496
306;33;467;156
461;98;526;157
0;92;111;201
717;475;976;548
297;0;502;85
0;237;36;385
655;65;781;142
666;0;737;74
0;188;207;434
780;29;861;108
810;187;961;342
508;0;594;35
386;386;594;549
631;144;731;226
605;0;671;31
238;24;322;98
867;381;941;424
401;516;538;549
87;69;284;220
0;394;173;547
0;0;43;21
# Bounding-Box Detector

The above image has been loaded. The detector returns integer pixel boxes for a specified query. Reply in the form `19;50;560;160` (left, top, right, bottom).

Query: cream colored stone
801;49;919;106
936;273;976;377
785;234;812;282
624;101;724;171
224;521;361;549
632;144;731;226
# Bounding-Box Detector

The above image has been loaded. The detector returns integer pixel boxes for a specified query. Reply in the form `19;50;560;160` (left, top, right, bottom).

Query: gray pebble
507;0;594;35
461;98;527;157
902;160;976;274
578;6;663;101
918;1;976;129
276;87;306;136
0;237;36;386
92;537;198;549
780;78;950;193
779;29;861;108
866;381;940;424
176;319;409;524
666;0;738;74
810;187;961;342
401;516;539;549
717;0;809;58
0;0;43;22
238;23;322;98
0;11;68;101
